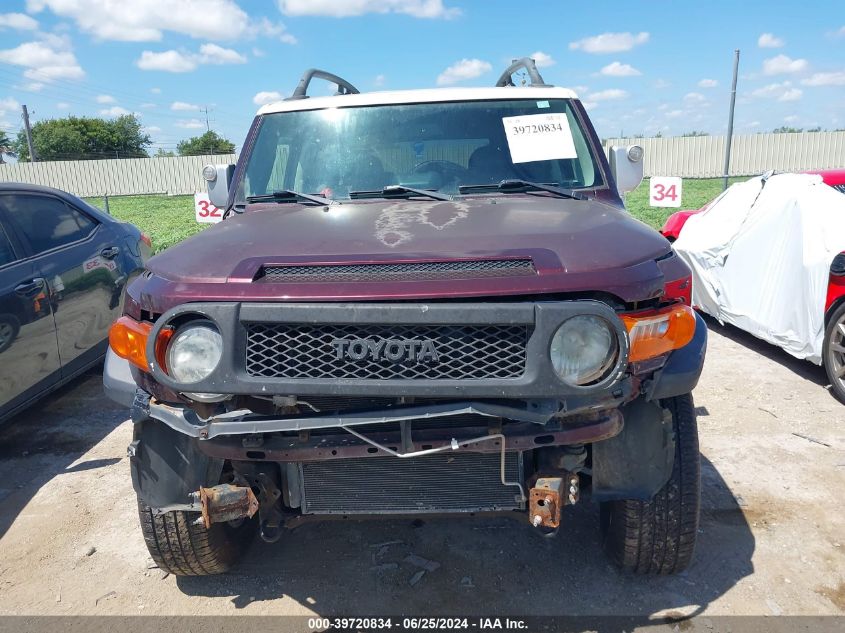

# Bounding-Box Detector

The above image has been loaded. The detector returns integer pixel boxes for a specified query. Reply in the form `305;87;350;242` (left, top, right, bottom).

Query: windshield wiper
247;190;336;205
458;179;588;200
349;184;452;202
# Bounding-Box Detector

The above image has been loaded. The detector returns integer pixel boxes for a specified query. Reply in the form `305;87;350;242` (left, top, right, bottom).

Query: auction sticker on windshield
502;113;577;163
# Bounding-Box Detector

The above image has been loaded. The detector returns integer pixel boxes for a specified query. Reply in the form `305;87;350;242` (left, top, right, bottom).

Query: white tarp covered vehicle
673;173;845;367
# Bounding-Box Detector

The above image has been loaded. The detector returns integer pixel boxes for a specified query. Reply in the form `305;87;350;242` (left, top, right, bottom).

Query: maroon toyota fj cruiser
105;59;706;576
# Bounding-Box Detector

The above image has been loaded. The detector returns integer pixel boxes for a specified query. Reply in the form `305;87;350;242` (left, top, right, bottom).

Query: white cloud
599;61;641;77
587;88;628;101
56;102;69;109
278;0;460;19
136;44;246;72
252;47;265;57
373;74;386;87
96;94;116;104
27;0;250;41
0;97;19;115
171;101;200;111
801;71;845;86
665;110;684;118
698;78;718;88
436;58;492;86
784;115;799;123
683;92;706;103
0;39;84;80
751;80;802;102
653;78;671;89
252;91;284;105
530;51;555;68
198;43;246;65
137;50;197;72
758;33;784;48
150;87;161;94
569;31;649;54
763;54;808;75
144;125;162;134
0;12;38;30
140;103;157;109
582;101;597;111
20;81;44;91
252;17;297;44
744;121;761;128
175;119;206;129
99;106;131;116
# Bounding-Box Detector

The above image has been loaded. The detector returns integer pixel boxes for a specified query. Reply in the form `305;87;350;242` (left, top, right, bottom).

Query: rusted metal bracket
198;484;259;529
529;477;564;529
529;472;579;529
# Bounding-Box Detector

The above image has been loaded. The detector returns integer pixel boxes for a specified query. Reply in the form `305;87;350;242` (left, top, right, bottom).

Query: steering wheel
412;160;468;189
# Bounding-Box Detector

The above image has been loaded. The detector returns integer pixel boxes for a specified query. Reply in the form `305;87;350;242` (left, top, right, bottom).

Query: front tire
600;393;700;574
823;302;845;403
137;498;256;576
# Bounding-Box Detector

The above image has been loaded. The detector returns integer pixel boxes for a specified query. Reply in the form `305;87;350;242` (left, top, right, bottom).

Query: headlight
550;316;618;386
165;322;223;384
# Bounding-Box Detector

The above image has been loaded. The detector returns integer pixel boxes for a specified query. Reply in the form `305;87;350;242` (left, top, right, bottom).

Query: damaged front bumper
141;395;567;439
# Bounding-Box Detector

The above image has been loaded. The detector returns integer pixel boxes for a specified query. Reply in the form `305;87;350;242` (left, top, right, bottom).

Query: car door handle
15;278;45;296
100;246;120;259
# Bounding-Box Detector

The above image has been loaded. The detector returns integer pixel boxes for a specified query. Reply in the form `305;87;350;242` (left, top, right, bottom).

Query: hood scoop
254;258;537;283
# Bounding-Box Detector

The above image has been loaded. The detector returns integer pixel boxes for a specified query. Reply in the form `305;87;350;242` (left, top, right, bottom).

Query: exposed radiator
299;452;525;514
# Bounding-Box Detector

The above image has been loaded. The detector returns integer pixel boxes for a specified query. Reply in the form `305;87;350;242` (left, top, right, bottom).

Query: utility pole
21;104;37;162
722;49;740;191
202;106;213;156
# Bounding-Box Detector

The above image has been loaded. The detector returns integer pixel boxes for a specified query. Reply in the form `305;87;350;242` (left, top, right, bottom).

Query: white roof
257;86;580;115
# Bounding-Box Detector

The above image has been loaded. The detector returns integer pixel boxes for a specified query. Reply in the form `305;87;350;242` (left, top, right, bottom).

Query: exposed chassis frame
197;412;623;462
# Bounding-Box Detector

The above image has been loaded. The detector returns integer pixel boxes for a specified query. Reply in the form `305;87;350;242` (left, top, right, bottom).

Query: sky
0;0;844;155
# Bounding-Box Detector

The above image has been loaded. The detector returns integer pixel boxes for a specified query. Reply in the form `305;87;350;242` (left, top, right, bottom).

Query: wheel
0;315;20;353
600;393;701;574
137;497;257;576
823;301;845;403
411;160;467;189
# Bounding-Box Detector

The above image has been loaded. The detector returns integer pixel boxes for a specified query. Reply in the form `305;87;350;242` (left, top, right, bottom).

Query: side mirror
203;164;235;209
608;145;644;194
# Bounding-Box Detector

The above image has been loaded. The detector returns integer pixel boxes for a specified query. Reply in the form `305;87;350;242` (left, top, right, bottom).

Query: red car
661;169;845;401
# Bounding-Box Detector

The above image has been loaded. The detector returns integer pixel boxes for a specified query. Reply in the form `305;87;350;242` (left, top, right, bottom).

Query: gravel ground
0;316;843;617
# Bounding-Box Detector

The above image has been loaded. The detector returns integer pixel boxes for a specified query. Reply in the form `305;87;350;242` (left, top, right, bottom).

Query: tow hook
529;473;579;530
195;484;260;529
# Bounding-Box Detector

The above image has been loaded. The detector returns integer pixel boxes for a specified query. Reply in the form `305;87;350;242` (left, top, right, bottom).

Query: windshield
235;99;603;202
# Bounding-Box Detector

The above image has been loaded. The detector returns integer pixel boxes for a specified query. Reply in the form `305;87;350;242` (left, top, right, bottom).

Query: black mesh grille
245;323;529;380
833;184;845;195
257;259;535;283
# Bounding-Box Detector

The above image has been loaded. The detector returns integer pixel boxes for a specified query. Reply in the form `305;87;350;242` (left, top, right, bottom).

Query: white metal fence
602;131;845;178
0;154;237;197
0;131;843;197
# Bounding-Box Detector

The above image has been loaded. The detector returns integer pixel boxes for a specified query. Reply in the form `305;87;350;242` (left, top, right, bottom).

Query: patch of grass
85;194;206;253
625;177;745;229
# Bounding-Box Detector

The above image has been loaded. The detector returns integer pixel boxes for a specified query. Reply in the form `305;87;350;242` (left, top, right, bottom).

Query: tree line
0;114;235;163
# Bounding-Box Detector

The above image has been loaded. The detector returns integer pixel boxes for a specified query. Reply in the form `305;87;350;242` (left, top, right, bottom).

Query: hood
139;195;672;309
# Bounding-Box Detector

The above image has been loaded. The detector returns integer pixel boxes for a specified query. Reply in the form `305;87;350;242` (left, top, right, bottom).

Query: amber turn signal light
621;304;697;362
109;316;172;372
